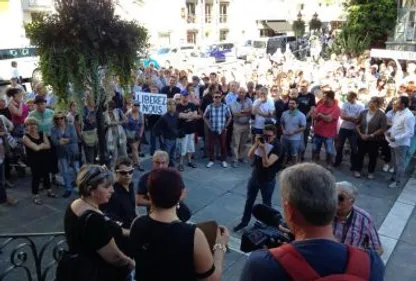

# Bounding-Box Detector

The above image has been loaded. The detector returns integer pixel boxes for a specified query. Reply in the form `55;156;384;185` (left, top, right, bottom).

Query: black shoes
62;191;72;198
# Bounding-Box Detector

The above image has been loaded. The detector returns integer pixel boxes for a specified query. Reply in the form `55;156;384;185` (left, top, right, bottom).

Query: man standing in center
177;90;200;171
204;90;232;168
312;90;341;170
230;87;252;167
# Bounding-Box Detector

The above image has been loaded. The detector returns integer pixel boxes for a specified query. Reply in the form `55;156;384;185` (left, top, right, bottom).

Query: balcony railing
219;14;228;23
205;15;212;23
0;232;67;281
187;15;196;23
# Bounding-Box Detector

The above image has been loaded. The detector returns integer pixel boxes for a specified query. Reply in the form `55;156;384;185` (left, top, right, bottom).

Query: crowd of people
1;52;415;280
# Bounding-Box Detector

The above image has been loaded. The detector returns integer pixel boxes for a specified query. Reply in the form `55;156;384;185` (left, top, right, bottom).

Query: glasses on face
154;160;167;165
117;169;134;176
338;194;351;203
134;104;140;107
214;96;221;99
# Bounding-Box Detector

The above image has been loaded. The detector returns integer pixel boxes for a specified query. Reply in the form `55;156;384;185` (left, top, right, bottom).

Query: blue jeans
58;158;78;192
335;128;358;166
241;176;276;225
392;146;409;185
313;135;335;156
164;138;177;167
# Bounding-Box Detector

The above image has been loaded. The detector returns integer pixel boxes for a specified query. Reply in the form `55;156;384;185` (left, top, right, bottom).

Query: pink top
11;103;29;125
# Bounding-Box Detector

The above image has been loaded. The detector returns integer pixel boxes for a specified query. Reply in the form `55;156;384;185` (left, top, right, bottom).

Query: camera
240;204;294;253
258;136;265;144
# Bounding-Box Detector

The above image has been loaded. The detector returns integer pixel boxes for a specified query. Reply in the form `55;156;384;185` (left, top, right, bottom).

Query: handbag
56;211;98;281
82;129;98;146
125;129;137;140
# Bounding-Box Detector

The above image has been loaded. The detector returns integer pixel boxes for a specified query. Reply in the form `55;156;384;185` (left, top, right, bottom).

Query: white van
0;47;39;86
237;38;268;61
148;45;196;68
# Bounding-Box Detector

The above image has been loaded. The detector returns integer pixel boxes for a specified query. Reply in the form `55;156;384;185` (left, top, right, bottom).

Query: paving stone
400;208;416;246
223;255;248;281
385;241;416;281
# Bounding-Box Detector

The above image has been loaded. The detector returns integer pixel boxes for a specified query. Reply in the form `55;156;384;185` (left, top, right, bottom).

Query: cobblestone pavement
0;144;415;281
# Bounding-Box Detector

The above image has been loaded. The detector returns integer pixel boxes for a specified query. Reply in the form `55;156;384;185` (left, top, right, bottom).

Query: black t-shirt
274;100;288;125
240;239;384;281
161;86;181;99
177;102;197;134
130;215;197;281
63;206;129;281
296;93;316;121
252;139;281;181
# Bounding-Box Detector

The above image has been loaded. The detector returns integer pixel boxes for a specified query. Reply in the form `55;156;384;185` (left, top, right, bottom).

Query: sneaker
389;167;395;174
207;161;214;168
178;164;185;172
388;182;399;189
5;180;14;188
368;173;375;180
354;171;361;178
232;160;238;168
382;164;390;172
17;160;26;168
187;162;197;168
222;161;228;168
233;223;248;232
6;197;18;206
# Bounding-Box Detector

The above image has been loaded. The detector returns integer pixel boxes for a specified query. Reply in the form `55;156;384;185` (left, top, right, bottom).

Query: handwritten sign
134;92;167;115
370;49;416;61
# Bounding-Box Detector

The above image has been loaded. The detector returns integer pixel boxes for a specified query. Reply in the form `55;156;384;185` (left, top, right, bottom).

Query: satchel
82;129;98;146
56;211;98;281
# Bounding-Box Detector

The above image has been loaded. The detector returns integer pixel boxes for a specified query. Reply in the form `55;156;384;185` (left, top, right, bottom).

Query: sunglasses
56;117;65;120
338;194;352;203
117;169;134;176
133;104;140;107
214;96;222;99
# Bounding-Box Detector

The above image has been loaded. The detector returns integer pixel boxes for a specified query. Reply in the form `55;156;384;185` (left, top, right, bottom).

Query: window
205;4;212;23
406;11;416;41
220;30;229;41
220;4;228;23
186;3;196;23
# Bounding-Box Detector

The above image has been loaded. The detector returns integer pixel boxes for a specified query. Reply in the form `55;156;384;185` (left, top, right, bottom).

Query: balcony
219;14;228;23
205;15;213;23
187;15;197;24
22;0;54;12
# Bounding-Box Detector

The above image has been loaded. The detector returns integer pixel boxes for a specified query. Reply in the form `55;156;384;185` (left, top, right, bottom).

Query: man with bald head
230;87;252;167
334;181;383;255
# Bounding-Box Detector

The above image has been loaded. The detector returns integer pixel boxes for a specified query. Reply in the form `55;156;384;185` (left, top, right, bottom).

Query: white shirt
253;97;275;129
388;108;415;148
340;102;364;130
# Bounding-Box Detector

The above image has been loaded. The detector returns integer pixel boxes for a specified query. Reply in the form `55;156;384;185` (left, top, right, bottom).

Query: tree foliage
25;0;148;102
293;19;306;38
342;0;397;50
325;29;370;58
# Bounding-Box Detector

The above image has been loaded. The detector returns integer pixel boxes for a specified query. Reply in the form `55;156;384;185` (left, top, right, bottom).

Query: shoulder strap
77;210;98;252
345;246;370;280
269;244;320;281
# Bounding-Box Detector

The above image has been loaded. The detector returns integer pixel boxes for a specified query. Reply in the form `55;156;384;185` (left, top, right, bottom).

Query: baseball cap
180;90;189;96
34;95;47;104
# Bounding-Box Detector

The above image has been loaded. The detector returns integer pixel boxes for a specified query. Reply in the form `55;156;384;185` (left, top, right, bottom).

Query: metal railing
205;15;212;23
0;233;67;281
219;14;228;23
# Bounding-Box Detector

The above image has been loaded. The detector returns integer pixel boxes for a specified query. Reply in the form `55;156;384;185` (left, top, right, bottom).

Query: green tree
342;0;397;50
25;0;148;164
293;15;306;38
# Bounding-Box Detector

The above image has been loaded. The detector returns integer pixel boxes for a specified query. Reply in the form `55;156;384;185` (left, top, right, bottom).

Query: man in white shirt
252;87;275;136
334;92;364;168
386;96;416;188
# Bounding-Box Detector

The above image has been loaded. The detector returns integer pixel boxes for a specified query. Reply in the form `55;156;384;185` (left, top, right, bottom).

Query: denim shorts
282;138;302;157
312;135;335;155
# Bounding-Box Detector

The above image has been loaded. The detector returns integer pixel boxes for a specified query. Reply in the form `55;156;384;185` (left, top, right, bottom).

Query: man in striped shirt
334;181;383;256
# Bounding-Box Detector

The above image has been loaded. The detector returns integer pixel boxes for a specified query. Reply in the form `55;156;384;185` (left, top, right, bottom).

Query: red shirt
313;101;341;138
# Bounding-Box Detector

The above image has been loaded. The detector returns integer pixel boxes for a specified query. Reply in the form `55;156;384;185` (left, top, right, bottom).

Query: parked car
237;38;268;61
0;47;39;87
204;42;237;63
143;45;196;68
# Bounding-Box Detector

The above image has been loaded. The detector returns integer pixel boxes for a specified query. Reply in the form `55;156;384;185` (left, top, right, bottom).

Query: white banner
370;48;416;61
134;92;167;115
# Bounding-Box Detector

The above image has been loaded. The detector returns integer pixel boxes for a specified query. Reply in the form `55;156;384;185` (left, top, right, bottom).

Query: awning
264;21;292;33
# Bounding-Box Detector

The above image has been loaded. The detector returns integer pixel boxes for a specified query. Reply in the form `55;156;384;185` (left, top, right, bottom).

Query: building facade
387;0;416;51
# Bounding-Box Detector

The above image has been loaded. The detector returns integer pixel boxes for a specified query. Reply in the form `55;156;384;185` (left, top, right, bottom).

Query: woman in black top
130;168;229;281
63;165;134;281
23;117;57;205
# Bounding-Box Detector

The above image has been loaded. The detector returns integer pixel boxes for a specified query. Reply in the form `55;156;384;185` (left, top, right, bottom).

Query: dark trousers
354;139;379;173
31;166;51;195
380;139;392;163
163;138;176;167
302;121;312;157
241;177;276;225
208;130;227;161
0;164;7;203
150;130;165;155
335;128;358;166
226;121;233;156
